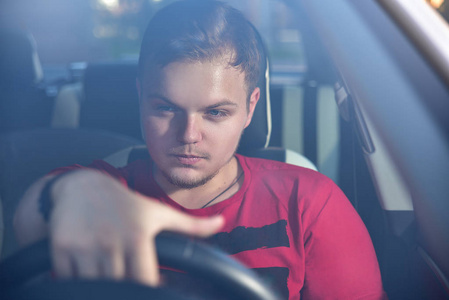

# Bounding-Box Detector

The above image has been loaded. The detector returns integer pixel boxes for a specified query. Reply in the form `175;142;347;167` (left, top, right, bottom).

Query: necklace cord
201;172;244;208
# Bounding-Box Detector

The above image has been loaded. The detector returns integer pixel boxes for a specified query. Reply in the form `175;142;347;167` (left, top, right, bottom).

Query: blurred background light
98;0;120;11
428;0;445;8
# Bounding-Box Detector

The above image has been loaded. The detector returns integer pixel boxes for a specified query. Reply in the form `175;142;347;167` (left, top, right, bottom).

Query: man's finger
172;214;225;237
74;254;100;279
52;248;74;279
148;205;225;237
101;249;126;279
126;236;159;286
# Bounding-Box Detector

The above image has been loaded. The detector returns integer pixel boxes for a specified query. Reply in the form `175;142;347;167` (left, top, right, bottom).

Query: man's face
138;58;259;189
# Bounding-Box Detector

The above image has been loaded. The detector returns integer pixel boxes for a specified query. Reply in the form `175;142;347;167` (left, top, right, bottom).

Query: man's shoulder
239;154;320;175
238;154;334;189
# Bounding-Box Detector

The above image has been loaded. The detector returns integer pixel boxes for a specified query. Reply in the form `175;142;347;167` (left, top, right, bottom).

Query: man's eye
207;110;227;117
156;105;176;112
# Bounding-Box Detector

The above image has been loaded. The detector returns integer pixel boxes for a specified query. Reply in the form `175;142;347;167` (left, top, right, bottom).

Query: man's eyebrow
147;93;176;105
205;100;238;109
148;94;238;109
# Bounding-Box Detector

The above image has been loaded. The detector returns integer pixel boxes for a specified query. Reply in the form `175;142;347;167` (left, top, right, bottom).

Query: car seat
0;29;52;133
79;62;142;140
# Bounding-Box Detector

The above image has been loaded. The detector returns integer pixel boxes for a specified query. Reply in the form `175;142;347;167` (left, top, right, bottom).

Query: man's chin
162;170;217;190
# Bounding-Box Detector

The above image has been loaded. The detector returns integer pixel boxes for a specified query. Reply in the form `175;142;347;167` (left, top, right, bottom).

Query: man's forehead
139;58;250;108
141;58;247;91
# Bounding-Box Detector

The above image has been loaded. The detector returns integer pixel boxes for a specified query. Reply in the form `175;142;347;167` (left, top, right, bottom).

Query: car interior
1;0;449;299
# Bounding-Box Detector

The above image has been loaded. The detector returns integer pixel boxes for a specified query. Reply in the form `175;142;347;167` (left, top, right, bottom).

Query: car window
1;1;303;79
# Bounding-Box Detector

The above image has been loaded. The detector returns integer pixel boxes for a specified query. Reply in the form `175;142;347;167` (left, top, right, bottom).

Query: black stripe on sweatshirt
206;219;290;255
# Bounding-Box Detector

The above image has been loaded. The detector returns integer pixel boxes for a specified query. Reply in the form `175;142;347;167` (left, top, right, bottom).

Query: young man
14;1;386;299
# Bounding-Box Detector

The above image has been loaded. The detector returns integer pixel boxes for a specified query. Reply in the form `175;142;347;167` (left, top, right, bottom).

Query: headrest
237;61;271;153
0;30;43;90
80;62;142;140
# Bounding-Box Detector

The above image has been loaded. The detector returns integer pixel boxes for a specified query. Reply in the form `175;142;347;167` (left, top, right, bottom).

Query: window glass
0;0;305;77
224;0;305;74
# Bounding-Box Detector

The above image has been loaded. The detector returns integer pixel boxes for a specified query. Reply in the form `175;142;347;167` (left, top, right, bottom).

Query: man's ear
244;87;260;128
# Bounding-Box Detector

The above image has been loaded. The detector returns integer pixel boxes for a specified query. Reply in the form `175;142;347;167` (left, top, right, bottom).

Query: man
14;1;386;299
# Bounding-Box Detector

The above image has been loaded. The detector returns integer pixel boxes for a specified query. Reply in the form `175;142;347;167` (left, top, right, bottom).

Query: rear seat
79;62;142;140
51;82;82;128
51;61;142;141
0;30;53;133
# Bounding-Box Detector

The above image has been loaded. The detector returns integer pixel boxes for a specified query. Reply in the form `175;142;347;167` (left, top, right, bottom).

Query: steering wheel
0;233;280;300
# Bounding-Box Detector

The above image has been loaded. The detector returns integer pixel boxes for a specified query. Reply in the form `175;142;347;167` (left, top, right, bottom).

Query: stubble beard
161;168;219;190
160;152;236;190
152;128;244;190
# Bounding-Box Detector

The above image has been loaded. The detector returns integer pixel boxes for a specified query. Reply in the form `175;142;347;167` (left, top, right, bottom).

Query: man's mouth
171;153;207;165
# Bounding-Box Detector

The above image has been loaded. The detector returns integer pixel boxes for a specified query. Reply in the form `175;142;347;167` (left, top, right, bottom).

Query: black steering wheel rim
0;233;280;300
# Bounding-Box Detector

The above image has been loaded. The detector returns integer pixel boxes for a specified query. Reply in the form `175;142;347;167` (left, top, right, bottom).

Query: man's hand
15;170;224;286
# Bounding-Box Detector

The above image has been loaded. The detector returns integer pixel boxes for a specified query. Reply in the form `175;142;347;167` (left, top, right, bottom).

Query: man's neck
154;156;243;209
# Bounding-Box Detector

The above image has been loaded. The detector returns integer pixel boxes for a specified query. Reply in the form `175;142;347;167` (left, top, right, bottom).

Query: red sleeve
48;160;129;187
301;180;387;299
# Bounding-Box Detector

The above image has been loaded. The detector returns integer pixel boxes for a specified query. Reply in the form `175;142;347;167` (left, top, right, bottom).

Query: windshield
0;0;305;83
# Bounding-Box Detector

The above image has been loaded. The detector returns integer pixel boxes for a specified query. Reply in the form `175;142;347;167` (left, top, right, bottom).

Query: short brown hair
138;0;266;94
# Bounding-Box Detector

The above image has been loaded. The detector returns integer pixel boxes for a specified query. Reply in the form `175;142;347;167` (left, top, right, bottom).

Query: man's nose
177;114;202;144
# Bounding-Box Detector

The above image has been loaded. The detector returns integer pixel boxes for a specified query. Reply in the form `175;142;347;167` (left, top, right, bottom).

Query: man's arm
300;179;387;299
14;175;54;247
14;169;224;285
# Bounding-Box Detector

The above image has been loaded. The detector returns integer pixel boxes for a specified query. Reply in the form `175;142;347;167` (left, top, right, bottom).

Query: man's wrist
38;172;72;222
